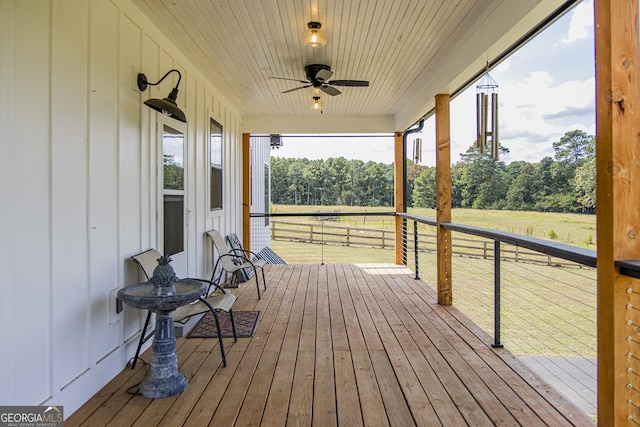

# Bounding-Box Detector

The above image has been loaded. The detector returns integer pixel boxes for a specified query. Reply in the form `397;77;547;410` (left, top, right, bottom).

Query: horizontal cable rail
251;211;395;218
396;211;597;416
396;212;597;268
252;212;395;265
251;209;639;417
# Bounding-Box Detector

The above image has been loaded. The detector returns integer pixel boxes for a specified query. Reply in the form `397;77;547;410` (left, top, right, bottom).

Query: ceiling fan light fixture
303;22;327;48
311;96;322;110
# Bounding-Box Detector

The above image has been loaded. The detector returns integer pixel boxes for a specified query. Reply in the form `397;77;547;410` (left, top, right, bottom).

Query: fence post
381;231;385;249
347;228;350;247
492;240;504;348
321;220;324;265
414;221;420;280
310;224;314;243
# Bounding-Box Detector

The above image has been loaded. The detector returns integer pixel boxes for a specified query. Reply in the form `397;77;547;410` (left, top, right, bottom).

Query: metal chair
206;230;267;299
128;249;237;368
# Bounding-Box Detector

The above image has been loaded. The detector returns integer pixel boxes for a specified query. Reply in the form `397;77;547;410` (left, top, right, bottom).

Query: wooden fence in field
271;220;394;249
270;219;586;268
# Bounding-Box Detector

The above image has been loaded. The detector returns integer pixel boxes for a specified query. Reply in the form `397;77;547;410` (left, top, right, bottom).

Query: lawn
270;204;597;249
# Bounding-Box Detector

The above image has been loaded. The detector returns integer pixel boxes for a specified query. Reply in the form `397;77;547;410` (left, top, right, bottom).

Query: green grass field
271;204;597;249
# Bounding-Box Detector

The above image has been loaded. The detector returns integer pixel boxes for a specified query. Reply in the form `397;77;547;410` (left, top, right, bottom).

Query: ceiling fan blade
270;77;309;84
316;68;333;82
327;79;369;87
281;85;312;94
321;85;341;96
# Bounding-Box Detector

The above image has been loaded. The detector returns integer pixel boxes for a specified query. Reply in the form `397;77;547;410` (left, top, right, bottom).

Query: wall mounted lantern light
303;22;327;48
137;69;187;123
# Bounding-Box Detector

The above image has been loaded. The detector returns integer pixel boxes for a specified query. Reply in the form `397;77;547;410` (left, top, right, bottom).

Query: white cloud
489;71;594;163
562;0;593;44
412;70;595;166
273;135;395;164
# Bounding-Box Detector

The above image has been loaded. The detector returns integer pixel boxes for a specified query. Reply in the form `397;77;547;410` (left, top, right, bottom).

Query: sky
271;0;595;166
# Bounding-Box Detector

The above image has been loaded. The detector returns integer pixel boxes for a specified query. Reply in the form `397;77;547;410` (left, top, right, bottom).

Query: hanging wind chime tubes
413;138;422;164
476;71;499;159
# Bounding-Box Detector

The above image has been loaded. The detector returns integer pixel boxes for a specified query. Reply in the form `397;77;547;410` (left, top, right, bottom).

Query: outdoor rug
187;311;260;338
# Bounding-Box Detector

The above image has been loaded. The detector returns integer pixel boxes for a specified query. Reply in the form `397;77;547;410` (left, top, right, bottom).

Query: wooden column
596;0;640;424
435;94;452;305
394;131;405;265
242;133;251;251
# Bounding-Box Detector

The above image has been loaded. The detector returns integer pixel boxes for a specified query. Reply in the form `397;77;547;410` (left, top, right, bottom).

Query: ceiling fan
271;64;369;96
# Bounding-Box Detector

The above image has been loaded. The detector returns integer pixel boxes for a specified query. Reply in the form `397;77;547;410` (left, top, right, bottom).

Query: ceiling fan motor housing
305;64;332;83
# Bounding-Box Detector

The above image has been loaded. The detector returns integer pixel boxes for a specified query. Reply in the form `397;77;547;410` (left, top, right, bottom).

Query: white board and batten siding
0;0;244;417
250;135;272;252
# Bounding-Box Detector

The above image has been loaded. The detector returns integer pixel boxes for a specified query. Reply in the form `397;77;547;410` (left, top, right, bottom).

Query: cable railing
252;211;395;265
250;209;640;419
397;212;598;417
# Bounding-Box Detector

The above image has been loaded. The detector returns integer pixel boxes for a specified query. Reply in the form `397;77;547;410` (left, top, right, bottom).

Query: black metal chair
128;249;237;368
206;230;267;299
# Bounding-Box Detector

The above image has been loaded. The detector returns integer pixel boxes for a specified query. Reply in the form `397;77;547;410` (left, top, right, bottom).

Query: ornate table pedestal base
139;312;187;398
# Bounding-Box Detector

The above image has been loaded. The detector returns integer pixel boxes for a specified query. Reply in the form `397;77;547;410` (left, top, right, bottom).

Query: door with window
160;123;188;277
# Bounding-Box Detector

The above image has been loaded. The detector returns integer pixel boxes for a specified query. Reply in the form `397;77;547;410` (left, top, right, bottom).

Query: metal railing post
492;240;504;348
402;218;407;265
414;220;420;279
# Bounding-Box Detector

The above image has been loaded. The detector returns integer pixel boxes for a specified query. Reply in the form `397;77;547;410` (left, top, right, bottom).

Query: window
162;125;185;256
210;118;223;210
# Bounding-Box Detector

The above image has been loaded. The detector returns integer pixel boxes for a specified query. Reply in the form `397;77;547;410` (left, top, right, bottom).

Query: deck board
67;263;594;426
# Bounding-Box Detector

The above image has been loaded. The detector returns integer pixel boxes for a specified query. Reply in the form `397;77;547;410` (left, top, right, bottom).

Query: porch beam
435;94;452;305
394;131;405;265
242;133;251;251
595;0;640;424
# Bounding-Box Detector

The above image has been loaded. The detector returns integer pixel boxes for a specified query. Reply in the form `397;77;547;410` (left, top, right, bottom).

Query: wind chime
413;138;422;164
476;67;499;159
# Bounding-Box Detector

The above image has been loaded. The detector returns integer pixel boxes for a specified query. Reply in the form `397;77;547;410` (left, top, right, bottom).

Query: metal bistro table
118;256;207;398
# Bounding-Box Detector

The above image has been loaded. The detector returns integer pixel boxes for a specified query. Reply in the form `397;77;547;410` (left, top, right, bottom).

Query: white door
159;122;188;277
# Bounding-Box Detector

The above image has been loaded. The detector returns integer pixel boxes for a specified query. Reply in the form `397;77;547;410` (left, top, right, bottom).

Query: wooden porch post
595;0;640;424
435;94;452;305
394;131;405;265
242;133;251;251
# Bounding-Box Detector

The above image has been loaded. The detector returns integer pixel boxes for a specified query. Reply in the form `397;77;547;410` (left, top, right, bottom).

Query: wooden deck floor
67;264;594;426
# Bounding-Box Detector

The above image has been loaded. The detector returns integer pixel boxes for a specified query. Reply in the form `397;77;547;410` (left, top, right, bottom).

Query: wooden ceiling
131;0;571;132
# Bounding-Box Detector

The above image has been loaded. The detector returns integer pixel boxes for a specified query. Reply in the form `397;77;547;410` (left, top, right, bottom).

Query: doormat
187;311;259;338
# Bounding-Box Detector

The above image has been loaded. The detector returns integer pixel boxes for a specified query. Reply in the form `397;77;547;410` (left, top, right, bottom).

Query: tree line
271;130;596;213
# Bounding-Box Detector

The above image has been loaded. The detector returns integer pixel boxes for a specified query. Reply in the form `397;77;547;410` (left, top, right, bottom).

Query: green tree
552;129;595;167
270;157;292;204
505;163;540;210
406;160;427;208
163;154;184;190
456;145;508;209
411;167;436;208
574;157;596;212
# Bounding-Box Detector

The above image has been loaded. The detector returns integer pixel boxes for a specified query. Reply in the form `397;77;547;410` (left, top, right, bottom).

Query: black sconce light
137;69;187;123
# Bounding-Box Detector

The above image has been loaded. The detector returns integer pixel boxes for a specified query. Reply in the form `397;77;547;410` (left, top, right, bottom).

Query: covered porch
68;263;592;426
2;0;639;424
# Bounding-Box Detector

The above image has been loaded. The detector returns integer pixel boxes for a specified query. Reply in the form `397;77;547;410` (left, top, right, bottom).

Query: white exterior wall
0;0;243;417
250;135;272;252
